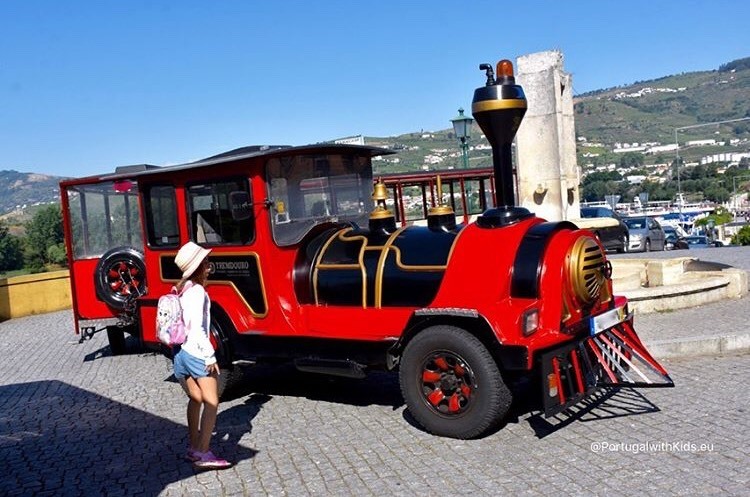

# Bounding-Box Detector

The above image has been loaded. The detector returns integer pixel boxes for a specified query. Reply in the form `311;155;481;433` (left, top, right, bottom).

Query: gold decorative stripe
313;227;352;305
316;264;362;269
158;251;181;282
445;226;466;261
472;99;527;113
390;245;448;271
159;251;268;318
313;228;370;307
313;225;468;309
374;227;407;308
204;281;267;318
339;231;387;250
392;224;467;271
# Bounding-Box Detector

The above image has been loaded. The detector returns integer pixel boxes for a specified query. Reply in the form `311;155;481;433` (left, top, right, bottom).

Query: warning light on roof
496;59;514;79
114;180;133;193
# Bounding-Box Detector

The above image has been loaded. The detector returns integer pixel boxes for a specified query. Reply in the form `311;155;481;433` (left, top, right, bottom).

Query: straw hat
175;241;211;279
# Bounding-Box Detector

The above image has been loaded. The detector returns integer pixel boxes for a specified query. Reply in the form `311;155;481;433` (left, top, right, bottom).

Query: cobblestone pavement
1;309;748;496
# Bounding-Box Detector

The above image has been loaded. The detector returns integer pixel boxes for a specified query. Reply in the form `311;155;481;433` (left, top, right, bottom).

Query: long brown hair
177;257;210;291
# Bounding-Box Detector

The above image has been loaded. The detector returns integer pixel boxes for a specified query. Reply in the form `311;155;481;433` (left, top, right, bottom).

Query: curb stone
644;333;750;359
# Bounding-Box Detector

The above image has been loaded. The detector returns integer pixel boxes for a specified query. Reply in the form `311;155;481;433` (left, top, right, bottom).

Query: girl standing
172;241;231;469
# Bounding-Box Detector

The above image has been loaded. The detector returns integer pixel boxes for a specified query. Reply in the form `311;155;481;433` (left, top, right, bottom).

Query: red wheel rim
105;260;143;297
419;351;476;416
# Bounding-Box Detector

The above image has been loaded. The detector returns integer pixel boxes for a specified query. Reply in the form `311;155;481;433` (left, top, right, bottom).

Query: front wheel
399;325;512;439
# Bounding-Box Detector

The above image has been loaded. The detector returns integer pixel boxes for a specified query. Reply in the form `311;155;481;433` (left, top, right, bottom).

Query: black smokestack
471;60;527;207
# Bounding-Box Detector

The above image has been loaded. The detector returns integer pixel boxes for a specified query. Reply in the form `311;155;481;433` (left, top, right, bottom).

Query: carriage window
66;180;143;259
266;154;373;246
186;178;253;246
144;185;179;248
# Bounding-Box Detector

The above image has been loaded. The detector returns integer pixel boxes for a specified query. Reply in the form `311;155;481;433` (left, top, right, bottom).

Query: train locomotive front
297;59;673;439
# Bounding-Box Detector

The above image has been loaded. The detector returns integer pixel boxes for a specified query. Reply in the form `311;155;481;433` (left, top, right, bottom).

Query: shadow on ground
82;334;156;363
0;381;259;496
222;363;405;410
522;387;661;438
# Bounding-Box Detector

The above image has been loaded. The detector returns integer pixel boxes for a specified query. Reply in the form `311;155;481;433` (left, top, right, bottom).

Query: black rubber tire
616;235;628;253
106;326;127;355
210;312;242;399
399;325;511;439
645;239;651;252
94;247;147;310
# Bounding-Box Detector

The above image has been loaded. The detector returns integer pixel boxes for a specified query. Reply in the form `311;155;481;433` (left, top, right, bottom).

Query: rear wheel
399;325;511;439
94;247;147;310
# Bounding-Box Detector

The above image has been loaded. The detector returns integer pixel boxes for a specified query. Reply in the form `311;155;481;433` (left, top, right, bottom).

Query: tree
0;221;24;273
619;152;644;169
732;226;750;246
703;185;730;203
580;180;622;202
24;204;66;272
695;207;733;227
582;171;622;185
687;164;709;180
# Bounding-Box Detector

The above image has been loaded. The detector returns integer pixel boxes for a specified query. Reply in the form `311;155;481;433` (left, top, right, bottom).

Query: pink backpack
156;284;190;346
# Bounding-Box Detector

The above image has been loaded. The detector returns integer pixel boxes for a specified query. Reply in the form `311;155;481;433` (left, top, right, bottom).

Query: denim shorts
172;347;208;379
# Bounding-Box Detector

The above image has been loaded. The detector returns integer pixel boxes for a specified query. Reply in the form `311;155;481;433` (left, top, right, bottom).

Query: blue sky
1;0;748;177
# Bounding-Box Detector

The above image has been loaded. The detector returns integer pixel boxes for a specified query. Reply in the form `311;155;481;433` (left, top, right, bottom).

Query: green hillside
367;127;493;174
575;57;750;147
368;56;750;175
0;170;63;217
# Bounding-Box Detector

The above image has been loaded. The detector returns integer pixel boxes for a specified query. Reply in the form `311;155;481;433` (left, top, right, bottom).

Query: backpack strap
173;280;194;296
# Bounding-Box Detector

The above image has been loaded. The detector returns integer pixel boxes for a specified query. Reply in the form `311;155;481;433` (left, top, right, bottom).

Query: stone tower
515;50;580;222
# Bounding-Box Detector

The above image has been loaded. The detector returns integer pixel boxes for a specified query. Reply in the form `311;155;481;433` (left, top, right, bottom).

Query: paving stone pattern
0;307;748;496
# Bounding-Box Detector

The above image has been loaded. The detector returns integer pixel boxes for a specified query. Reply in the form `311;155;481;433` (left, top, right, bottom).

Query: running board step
231;359;257;366
294;358;367;379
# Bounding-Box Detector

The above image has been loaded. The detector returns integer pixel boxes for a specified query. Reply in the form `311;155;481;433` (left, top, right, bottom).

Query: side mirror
229;191;252;221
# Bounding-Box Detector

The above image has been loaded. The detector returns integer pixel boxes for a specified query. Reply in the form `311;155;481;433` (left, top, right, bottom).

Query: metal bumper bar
540;315;674;417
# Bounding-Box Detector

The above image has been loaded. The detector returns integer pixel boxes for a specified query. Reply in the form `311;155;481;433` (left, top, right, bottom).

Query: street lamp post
451;108;473;169
674;128;682;206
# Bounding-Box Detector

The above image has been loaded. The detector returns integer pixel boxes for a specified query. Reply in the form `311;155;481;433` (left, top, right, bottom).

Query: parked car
623;216;666;252
579;207;629;253
662;225;689;250
684;235;723;249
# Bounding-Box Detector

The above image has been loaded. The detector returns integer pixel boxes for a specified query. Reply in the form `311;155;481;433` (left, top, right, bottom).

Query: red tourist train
60;59;672;438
